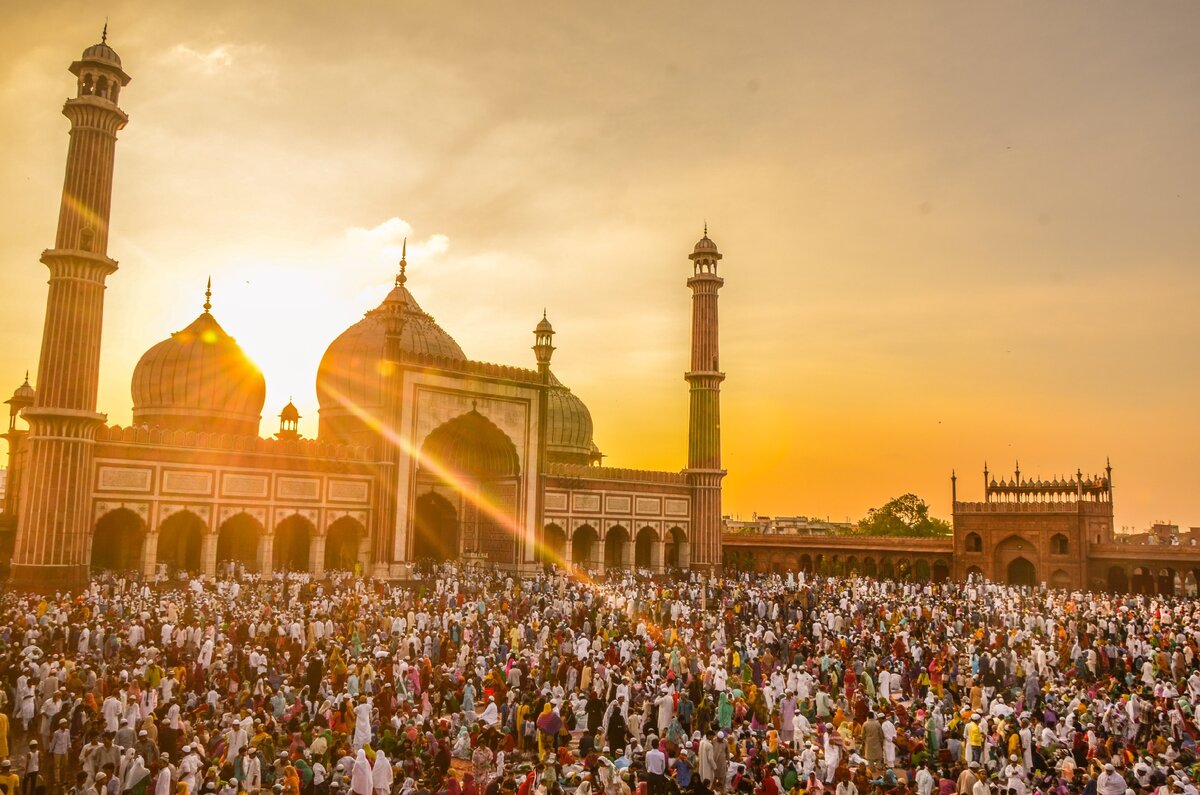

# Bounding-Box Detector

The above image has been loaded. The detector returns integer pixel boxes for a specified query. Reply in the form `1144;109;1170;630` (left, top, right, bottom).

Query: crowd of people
0;563;1197;795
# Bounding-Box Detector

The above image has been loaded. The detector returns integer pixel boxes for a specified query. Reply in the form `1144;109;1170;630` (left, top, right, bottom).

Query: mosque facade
0;37;726;591
8;37;1193;597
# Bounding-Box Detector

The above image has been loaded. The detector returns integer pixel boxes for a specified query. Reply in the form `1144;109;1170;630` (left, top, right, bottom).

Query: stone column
650;539;664;573
677;540;691;569
201;531;218;579
621;540;634;569
259;533;274;576
142;531;158;578
310;534;327;577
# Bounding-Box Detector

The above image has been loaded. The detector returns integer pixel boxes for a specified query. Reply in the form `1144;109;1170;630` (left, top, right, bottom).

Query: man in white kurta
352;698;373;750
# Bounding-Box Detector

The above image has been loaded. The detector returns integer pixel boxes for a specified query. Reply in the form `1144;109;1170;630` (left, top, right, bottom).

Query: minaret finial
23;370;29;384
396;238;408;286
102;19;108;45
203;276;212;313
704;220;708;237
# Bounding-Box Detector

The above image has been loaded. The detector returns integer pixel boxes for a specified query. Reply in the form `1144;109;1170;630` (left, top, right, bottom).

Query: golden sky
1;2;1197;533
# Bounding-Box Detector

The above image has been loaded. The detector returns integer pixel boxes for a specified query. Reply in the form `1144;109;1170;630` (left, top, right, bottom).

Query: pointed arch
91;508;146;572
914;558;931;582
572;524;599;570
157;510;205;573
634;526;657;568
415;409;520;564
419;409;520;479
325;515;368;572
542;523;568;565
273;514;316;572
217;512;264;572
604;525;629;569
1106;565;1128;593
932;559;951;583
1007;556;1037;587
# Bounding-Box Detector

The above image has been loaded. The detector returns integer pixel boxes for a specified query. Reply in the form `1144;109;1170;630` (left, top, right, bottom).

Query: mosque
0;35;726;590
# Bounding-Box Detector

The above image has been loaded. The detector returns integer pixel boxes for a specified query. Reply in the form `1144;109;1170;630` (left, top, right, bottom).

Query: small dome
10;375;35;404
317;282;466;441
131;311;265;436
535;314;554;335
82;41;122;67
693;235;719;254
279;401;301;422
545;372;601;465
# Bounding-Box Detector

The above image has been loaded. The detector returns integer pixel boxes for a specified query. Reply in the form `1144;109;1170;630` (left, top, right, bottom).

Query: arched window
965;532;983;552
1051;533;1069;555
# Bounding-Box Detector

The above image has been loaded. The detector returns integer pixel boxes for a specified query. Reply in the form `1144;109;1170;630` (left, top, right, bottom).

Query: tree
853;493;951;537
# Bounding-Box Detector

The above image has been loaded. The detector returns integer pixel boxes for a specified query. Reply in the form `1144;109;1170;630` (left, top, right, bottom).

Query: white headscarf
350;750;373;795
371;751;393;791
125;756;150;790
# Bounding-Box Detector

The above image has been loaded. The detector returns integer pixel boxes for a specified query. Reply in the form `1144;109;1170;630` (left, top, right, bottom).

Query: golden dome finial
203;276;212;314
396;238;408;286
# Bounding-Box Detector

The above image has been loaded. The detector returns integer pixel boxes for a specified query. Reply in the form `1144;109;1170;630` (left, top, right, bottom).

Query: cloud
169;44;236;73
345;217;410;244
343;217;449;268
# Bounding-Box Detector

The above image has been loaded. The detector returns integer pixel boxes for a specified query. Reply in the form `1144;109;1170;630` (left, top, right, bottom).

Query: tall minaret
11;32;131;591
373;242;408;577
685;227;726;572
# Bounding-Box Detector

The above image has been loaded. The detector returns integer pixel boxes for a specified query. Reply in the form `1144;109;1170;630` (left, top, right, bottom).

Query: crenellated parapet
402;352;544;385
97;424;374;461
548;462;689;485
954;500;1113;515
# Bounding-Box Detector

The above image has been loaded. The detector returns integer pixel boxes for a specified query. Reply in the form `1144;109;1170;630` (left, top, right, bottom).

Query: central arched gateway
1007;556;1037;587
413;409;521;564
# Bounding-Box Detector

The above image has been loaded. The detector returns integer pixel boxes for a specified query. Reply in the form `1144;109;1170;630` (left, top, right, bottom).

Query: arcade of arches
87;508;369;578
551;523;688;572
1105;563;1200;597
767;552;956;583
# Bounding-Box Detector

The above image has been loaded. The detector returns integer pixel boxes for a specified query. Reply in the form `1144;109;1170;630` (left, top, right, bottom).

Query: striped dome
316;283;465;426
546;372;601;465
82;41;122;67
131;311;265;436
